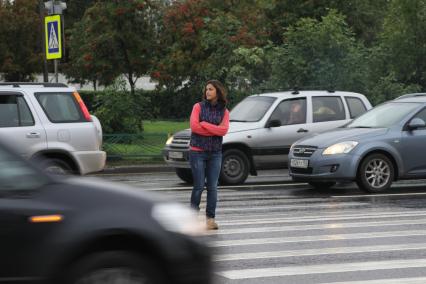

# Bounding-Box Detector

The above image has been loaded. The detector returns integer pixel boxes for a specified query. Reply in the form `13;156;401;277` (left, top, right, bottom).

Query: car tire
176;168;193;184
308;182;336;189
64;251;162;284
41;158;73;175
220;149;250;185
356;153;394;193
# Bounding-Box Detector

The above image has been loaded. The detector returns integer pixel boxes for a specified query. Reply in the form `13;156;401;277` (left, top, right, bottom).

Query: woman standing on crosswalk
189;80;230;230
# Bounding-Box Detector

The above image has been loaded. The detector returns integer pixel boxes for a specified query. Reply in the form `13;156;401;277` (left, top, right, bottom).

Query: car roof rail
395;93;426;100
0;82;68;88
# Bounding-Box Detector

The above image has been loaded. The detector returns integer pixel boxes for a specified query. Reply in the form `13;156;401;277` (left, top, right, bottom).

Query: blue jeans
189;150;222;218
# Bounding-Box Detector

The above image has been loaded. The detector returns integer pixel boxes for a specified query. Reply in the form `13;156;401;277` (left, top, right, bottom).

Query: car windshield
347;102;420;128
0;145;49;193
230;96;276;122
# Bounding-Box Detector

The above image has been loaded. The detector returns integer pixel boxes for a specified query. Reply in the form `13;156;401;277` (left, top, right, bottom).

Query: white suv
0;83;106;174
163;90;372;185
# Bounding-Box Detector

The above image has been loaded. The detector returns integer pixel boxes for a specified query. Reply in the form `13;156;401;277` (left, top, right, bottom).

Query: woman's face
205;84;218;102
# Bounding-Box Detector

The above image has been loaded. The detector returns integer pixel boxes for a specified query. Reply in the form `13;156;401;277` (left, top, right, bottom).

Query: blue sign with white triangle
45;15;62;60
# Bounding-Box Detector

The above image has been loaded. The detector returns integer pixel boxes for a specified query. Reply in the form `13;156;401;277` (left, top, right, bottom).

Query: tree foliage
65;0;161;94
0;0;42;81
3;0;426;117
380;0;426;89
270;10;369;93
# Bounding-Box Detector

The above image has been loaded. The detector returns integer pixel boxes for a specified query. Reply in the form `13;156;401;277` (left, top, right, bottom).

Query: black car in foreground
0;141;211;284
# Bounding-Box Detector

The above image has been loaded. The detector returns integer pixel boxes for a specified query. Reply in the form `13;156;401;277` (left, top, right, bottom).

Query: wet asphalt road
93;170;426;283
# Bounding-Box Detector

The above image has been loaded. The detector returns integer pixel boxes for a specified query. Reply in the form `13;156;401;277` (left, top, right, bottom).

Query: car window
348;102;420;128
312;96;345;122
35;92;83;123
412;108;426;127
0;95;35;127
0;146;49;191
230;96;276;122
270;98;307;125
345;97;367;119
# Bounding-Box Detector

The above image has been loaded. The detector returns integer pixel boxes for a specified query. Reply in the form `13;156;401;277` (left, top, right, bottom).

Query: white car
0;82;106;174
163;90;372;185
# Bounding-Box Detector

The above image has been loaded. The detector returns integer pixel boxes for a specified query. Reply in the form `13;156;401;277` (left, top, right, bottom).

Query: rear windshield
35;92;85;123
230;96;276;122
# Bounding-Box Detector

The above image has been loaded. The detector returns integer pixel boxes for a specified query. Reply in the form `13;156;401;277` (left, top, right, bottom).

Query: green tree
267;10;369;94
380;0;426;91
0;0;43;81
157;0;271;92
66;0;160;94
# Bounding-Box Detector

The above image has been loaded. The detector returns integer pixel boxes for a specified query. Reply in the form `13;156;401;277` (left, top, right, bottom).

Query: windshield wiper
230;119;250;122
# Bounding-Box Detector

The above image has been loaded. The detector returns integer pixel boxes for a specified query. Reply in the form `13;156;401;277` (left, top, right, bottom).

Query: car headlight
322;141;358;155
165;135;174;145
151;203;205;236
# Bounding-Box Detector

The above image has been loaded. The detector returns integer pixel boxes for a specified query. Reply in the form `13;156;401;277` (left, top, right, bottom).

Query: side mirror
408;118;426;131
266;119;281;128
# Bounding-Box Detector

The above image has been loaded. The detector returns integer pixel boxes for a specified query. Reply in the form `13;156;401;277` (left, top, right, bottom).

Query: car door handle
26;132;40;138
297;128;308;133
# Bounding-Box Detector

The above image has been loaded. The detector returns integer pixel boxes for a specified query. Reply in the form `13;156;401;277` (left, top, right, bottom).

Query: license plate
169;151;183;159
290;158;309;168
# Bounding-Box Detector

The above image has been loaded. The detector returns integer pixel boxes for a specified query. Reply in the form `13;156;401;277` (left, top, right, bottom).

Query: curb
97;164;175;174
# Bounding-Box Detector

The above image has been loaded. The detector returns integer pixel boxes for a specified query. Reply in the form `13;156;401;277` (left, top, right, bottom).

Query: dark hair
203;80;228;106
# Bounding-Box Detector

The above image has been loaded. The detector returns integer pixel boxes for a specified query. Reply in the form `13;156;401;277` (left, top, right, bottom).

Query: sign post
45;15;62;83
45;15;62;60
43;1;66;83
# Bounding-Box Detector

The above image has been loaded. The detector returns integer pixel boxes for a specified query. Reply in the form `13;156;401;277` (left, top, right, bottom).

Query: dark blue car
0;140;211;284
289;93;426;193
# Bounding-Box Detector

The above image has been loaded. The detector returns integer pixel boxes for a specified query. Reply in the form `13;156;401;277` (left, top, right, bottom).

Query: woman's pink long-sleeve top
190;103;230;151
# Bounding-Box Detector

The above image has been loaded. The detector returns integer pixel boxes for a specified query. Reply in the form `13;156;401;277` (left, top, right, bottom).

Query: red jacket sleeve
190;103;213;136
200;109;230;136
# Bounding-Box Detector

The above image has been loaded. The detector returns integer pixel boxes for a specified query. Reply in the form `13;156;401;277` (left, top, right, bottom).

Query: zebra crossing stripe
214;243;426;261
217;201;369;212
217;211;426;226
327;277;426;284
209;219;426;235
217;258;426;279
211;229;426;247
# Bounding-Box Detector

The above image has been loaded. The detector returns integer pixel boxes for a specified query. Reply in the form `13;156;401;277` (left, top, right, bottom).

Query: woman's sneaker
206;218;219;230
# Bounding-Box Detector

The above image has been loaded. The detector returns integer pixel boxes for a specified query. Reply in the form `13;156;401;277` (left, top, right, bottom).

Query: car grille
292;145;317;157
171;136;190;148
290;167;313;174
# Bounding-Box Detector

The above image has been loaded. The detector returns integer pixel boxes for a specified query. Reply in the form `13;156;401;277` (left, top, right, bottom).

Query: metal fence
103;133;169;161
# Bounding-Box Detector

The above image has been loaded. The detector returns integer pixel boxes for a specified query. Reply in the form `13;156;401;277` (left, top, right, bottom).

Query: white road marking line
216;202;368;213
328;277;426;284
146;182;307;191
214;243;426;261
208;219;426;235
210;229;426;247
332;191;426;198
216;258;426;279
217;211;426;226
214;208;418;221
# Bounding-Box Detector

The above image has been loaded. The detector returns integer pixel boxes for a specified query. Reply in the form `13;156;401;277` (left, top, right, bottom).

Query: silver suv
0;83;106;174
163;90;372;185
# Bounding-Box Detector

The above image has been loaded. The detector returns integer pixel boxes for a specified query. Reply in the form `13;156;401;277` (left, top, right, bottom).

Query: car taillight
73;92;92;122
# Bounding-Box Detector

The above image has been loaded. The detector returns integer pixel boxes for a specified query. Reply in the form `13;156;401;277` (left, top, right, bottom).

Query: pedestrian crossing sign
45;15;62;60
